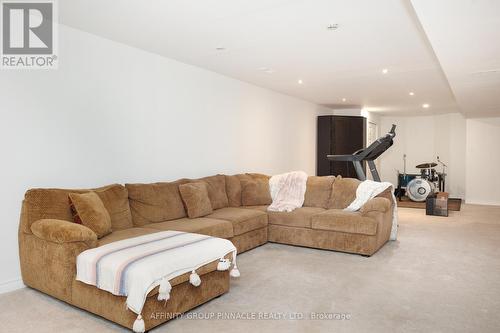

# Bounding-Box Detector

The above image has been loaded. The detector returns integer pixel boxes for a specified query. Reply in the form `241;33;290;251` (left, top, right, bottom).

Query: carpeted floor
1;205;500;332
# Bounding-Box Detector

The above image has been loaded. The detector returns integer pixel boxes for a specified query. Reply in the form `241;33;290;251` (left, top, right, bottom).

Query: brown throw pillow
179;182;213;218
241;180;272;206
68;192;112;238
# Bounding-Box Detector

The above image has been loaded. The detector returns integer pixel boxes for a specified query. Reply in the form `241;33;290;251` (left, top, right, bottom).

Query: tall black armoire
317;115;367;178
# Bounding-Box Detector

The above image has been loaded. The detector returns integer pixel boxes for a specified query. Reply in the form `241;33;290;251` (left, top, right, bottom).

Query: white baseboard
0;278;25;294
464;200;500;206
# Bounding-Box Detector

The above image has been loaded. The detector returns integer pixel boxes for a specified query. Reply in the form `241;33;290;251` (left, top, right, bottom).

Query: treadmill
327;124;396;182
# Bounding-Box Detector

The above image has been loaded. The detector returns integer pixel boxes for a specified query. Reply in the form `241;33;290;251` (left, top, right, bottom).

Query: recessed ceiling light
298;79;303;84
215;47;226;51
342;98;347;102
409;92;415;96
382;68;389;74
327;23;339;31
422;103;430;108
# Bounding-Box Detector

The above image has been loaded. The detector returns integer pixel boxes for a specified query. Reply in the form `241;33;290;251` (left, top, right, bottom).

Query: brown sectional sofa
18;173;393;331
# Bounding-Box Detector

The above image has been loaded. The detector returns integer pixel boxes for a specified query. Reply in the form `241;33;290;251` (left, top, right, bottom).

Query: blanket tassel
189;270;201;287
133;314;145;333
157;277;172;301
217;258;231;271
230;251;240;278
230;265;240;278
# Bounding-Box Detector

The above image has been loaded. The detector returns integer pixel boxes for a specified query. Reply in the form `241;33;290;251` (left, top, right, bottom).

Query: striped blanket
76;231;238;317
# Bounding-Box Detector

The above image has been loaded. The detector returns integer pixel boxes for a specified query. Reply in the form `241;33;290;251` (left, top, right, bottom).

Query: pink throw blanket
267;171;308;212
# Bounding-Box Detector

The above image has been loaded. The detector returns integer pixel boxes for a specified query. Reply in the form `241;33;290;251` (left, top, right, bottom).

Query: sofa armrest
31;219;97;247
360;197;391;214
21;219;98;302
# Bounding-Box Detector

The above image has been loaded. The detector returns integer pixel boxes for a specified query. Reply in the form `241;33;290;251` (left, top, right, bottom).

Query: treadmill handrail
326;124;396;181
327;154;363;161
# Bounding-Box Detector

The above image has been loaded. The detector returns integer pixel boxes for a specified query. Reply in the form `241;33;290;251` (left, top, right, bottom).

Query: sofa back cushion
68;192;112;238
241;179;272;206
93;184;133;230
126;180;188;226
225;173;272;207
246;173;271;181
225;175;242;207
192;175;228;210
21;184;133;234
303;176;335;208
179;182;213;218
327;176;361;209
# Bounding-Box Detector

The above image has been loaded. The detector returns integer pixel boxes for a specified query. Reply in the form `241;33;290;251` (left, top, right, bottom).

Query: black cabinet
317;115;366;178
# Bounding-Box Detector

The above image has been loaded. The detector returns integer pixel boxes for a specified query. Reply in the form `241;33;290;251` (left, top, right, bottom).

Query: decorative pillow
179;182;213;218
303;176;335;208
68;192;112;238
241;179;272;206
327;176;361;209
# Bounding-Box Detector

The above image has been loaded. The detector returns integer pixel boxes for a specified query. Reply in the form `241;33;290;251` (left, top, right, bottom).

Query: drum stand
437;156;447;192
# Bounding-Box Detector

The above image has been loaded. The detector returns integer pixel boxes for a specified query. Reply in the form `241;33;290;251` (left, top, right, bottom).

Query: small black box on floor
426;192;449;217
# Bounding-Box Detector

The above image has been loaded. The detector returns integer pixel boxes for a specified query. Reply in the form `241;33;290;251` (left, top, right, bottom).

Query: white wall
378;113;500;204
465;118;500;205
316;108;381;145
0;25;328;292
378;113;466;198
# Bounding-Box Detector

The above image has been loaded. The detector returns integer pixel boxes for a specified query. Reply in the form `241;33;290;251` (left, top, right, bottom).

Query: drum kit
397;155;447;202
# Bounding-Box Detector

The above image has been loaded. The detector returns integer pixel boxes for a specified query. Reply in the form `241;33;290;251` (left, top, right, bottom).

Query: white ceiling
58;0;498;117
411;0;500;118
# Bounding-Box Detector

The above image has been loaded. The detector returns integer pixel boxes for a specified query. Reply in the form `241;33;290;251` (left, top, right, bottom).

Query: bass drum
406;178;435;202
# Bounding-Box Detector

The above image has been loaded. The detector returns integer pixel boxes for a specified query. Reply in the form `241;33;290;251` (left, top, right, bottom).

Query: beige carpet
2;204;500;332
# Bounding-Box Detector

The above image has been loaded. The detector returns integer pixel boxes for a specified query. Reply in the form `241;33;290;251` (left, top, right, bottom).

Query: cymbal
416;162;437;168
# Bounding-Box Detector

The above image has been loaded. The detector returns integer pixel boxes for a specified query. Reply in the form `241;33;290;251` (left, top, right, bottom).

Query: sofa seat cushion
268;207;325;228
311;210;378;236
144;218;233;239
242;205;269;212
206;207;268;236
98;227;160;246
